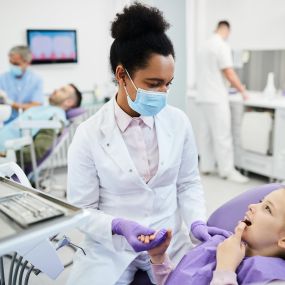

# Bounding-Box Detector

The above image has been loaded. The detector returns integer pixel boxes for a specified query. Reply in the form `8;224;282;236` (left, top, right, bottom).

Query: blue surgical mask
124;69;168;116
10;64;23;78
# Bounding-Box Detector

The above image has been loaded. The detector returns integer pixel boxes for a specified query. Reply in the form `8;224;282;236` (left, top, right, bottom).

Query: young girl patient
139;187;285;285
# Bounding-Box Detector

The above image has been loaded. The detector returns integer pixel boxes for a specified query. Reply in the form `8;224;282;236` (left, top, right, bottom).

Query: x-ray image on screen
27;29;78;64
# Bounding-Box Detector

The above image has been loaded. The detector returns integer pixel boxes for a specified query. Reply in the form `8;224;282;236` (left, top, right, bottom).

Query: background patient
0;84;82;164
140;188;285;285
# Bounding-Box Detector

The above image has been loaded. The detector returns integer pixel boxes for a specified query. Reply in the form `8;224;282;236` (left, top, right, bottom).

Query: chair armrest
5;136;33;150
0;105;12;123
17;120;63;130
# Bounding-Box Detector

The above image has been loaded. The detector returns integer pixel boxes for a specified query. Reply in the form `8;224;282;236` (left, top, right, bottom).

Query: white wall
187;0;285;87
0;0;116;94
204;0;285;50
1;0;187;111
2;0;285;107
152;0;187;111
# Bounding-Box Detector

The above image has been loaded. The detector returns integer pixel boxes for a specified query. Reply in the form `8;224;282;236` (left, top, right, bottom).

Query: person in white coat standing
67;3;207;285
196;20;249;183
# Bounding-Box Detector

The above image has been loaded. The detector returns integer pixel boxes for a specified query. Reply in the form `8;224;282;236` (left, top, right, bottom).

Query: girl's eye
265;205;272;214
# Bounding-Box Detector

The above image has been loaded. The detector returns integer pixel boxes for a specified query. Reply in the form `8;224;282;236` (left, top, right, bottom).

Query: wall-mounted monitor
27;29;78;64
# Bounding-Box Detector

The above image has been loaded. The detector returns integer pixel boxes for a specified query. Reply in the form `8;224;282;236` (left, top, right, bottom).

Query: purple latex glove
112;218;168;252
191;220;231;242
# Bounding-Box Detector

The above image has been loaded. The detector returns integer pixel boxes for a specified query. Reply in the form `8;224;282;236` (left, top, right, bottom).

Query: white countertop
187;90;285;109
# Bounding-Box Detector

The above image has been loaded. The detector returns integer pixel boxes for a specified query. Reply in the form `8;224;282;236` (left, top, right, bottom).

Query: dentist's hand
112;218;167;252
215;221;247;272
241;90;249;101
191;220;231;242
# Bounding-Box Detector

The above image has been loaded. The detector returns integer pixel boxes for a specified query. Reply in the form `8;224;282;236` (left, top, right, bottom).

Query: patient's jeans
115;252;155;285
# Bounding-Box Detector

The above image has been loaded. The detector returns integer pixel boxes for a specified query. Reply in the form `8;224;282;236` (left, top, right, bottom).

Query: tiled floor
2;168;269;284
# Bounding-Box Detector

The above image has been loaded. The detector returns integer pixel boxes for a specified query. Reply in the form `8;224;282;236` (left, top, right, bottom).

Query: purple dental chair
207;183;284;232
131;183;284;285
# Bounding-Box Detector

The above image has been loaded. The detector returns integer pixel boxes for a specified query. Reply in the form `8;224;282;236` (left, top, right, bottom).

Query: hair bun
111;2;170;41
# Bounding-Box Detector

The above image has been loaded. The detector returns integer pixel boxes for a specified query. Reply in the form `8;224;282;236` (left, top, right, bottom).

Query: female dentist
67;3;206;285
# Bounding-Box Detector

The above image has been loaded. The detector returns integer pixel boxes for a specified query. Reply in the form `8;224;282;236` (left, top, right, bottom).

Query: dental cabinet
187;91;285;181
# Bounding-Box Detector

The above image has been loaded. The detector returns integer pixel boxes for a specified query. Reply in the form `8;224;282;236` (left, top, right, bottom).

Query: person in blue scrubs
0;46;44;123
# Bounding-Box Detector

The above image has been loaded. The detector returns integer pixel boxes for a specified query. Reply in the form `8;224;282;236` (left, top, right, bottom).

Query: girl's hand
215;222;247;272
144;229;172;264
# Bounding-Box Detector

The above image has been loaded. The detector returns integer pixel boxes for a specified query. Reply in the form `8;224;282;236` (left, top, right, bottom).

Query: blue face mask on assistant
10;64;23;78
124;69;168;116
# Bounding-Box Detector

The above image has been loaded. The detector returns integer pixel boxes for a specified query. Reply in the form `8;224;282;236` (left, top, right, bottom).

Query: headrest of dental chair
207;183;284;232
66;107;85;120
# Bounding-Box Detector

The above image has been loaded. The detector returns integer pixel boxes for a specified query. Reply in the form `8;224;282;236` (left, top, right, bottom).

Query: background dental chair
132;183;284;285
22;107;86;190
3;107;86;191
0;104;12;127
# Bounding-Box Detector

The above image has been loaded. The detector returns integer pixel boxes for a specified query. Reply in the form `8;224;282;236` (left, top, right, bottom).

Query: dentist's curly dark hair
109;2;175;77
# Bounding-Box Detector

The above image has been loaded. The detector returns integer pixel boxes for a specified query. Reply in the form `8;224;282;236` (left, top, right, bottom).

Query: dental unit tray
0;176;89;256
0;192;65;228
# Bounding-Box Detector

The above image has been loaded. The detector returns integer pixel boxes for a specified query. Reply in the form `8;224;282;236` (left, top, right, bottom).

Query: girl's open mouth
242;218;252;226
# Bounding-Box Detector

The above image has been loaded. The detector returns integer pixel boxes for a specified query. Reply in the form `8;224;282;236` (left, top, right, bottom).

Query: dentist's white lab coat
67;98;206;285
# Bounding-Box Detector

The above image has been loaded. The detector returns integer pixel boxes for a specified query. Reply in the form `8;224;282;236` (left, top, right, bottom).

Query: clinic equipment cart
0;175;89;285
